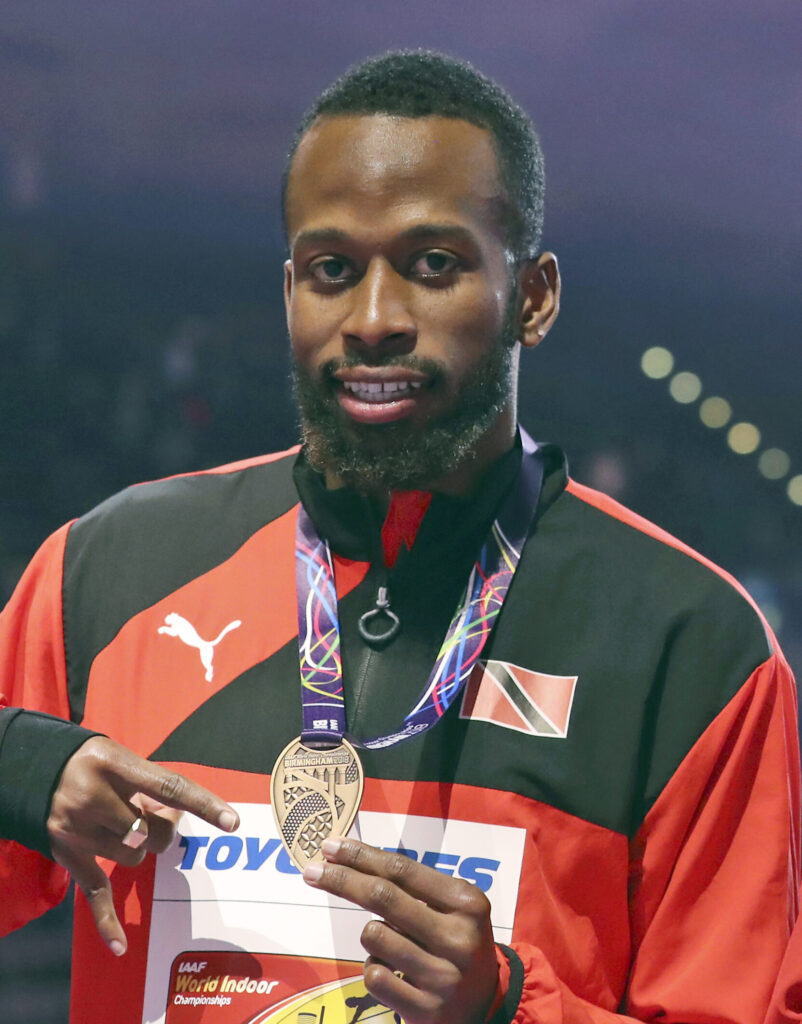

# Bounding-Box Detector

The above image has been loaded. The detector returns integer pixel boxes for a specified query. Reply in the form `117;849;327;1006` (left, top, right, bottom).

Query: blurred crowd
0;215;296;605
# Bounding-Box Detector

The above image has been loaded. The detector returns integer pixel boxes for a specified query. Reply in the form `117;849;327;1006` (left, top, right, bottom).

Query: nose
341;258;416;354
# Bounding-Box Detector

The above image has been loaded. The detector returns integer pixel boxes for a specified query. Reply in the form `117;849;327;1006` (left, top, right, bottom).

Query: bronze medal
271;736;364;871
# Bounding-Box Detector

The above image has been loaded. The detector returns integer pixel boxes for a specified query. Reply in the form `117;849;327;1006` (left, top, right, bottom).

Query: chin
292;340;514;492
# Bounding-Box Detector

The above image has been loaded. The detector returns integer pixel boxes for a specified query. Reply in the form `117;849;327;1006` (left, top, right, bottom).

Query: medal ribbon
295;426;544;749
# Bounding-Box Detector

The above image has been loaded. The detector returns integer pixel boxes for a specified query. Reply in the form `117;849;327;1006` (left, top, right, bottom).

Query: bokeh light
699;396;732;429
788;476;802;506
669;371;702;404
727;422;761;455
641;347;674;379
758;449;791;480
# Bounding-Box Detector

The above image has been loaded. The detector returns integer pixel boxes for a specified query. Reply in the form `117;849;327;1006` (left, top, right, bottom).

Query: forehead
284;114;507;244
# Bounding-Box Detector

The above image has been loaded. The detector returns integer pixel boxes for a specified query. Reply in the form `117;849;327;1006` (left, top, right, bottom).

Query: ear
517;252;561;349
283;259;293;323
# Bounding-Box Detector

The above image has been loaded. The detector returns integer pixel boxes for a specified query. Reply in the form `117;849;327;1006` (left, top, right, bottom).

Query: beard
291;299;518;493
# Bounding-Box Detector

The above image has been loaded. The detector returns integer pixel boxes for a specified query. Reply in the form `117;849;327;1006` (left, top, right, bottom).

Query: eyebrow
291;223;479;251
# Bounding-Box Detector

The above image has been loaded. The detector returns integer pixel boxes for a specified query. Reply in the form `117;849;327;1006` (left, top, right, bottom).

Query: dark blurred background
1;1;800;1019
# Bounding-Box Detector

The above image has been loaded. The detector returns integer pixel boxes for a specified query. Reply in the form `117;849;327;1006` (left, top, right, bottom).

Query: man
0;51;798;1024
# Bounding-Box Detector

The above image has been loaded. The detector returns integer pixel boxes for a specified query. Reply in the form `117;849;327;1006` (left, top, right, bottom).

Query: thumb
58;848;128;956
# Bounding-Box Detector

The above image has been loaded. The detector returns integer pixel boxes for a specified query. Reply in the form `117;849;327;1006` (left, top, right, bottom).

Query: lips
334;373;429;424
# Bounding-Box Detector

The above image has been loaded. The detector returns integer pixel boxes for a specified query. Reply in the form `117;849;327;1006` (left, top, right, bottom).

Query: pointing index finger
110;754;239;832
145;766;239;832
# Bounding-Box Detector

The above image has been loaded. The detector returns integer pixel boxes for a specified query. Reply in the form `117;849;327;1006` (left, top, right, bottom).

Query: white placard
142;803;525;1024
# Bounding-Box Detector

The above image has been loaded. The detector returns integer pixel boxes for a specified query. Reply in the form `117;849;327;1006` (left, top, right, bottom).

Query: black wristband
0;708;100;858
488;944;524;1024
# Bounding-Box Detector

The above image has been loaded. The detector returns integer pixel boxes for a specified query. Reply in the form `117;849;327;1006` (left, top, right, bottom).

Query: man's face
284;114;521;492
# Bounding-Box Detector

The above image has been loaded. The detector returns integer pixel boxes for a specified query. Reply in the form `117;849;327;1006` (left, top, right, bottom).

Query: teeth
343;380;423;402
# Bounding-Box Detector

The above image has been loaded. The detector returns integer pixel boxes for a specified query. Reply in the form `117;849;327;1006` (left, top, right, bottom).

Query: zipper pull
358;586;401;644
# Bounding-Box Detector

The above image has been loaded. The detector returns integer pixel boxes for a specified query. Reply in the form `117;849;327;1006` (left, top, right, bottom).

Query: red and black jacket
0;439;798;1023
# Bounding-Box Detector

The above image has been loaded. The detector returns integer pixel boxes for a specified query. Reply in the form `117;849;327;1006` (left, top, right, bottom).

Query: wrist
0;709;100;857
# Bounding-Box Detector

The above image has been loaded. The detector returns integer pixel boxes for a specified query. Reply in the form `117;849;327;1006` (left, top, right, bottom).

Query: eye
309;256;355;284
410;250;459;278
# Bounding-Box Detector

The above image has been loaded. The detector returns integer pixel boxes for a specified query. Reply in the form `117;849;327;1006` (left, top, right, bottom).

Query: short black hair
283;50;545;259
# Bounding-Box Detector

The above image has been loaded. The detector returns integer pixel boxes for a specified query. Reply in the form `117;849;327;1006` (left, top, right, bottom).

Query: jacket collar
292;437;525;565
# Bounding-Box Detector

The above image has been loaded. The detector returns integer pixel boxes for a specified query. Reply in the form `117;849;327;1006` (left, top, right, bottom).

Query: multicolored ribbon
295;426;544;749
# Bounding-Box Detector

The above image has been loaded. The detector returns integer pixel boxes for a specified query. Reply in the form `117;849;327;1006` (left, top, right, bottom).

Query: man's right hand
47;736;239;956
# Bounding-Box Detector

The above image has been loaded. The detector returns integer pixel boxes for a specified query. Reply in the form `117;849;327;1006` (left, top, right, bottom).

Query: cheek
288;298;338;366
423;284;509;352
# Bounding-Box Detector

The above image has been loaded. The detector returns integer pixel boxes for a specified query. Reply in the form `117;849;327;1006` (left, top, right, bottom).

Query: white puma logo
157;612;242;682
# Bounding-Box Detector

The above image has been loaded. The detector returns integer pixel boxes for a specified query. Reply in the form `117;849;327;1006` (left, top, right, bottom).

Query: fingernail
321;836;342;858
219;810;238;832
303;861;324;884
110;940;126;957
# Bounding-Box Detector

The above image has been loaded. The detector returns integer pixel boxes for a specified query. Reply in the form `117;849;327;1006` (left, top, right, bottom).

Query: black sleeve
488;944;524;1024
0;707;99;857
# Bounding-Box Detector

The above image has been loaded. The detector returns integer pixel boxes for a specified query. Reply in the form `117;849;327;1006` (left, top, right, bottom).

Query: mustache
319;353;446;382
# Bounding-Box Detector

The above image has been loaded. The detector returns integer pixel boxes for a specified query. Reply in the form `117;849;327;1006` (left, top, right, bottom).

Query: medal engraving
271;737;364;871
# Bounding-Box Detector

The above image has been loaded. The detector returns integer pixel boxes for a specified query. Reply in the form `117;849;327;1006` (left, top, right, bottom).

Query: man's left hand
303;837;499;1024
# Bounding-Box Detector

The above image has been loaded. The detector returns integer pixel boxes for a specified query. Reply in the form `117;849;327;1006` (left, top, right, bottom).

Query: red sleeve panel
0;523;72;719
626;652;799;1023
0;523;74;934
497;653;799;1024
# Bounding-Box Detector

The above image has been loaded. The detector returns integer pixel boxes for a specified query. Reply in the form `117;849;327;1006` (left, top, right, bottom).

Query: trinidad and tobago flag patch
459;659;578;738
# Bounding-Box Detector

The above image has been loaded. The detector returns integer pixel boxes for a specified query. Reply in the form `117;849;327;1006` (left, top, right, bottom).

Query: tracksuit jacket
0;437;798;1024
